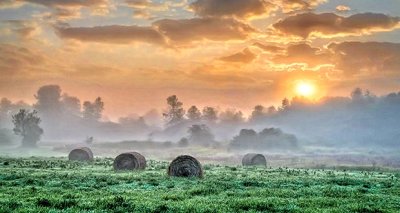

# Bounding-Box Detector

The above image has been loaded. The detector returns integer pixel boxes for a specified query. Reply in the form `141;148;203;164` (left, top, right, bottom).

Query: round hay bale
68;147;93;161
242;153;266;167
113;152;146;171
168;155;203;178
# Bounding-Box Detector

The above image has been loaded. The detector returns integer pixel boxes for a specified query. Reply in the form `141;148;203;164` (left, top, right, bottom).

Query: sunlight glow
295;81;316;97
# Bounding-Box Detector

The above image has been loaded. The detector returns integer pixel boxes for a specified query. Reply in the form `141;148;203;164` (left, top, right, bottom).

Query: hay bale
168;155;203;178
68;147;93;161
113;152;146;171
242;153;266;167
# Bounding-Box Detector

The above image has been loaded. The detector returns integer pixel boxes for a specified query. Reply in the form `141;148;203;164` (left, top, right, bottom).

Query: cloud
125;0;166;10
56;17;254;46
20;0;109;8
189;0;275;19
272;43;331;67
2;20;40;38
336;5;350;12
153;17;256;44
0;44;46;74
55;25;166;45
125;0;187;20
253;42;285;53
11;0;111;19
0;0;23;8
273;12;400;38
220;48;256;63
328;41;400;75
277;0;327;13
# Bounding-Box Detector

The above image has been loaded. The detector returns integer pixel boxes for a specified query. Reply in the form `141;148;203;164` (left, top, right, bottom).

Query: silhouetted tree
188;124;215;146
267;106;277;115
230;129;258;149
12;109;43;147
34;85;62;116
83;97;104;121
250;105;265;121
230;128;298;150
187;105;201;121
351;88;363;101
202;107;218;123
163;95;185;125
220;109;245;123
61;94;81;116
279;98;290;111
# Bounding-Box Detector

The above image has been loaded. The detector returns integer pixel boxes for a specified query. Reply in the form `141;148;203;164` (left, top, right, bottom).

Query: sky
0;0;400;120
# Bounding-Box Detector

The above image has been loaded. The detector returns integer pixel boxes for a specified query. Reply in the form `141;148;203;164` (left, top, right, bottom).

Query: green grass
0;157;399;212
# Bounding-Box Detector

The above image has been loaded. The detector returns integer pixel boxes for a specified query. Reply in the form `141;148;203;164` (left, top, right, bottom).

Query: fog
0;85;399;167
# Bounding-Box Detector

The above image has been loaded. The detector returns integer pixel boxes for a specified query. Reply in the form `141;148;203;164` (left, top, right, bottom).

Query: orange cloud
56;17;255;46
336;5;350;12
220;48;256;63
2;20;40;39
0;44;46;74
12;0;111;19
273;12;400;38
328;41;400;75
272;43;331;67
190;0;276;19
153;17;256;45
55;25;166;45
253;42;284;53
277;0;326;13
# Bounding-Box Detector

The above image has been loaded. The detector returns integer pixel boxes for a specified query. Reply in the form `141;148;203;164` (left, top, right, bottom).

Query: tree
163;95;185;125
187;105;201;121
279;98;290;111
202;107;218;123
83;97;104;121
250;105;265;121
187;124;215;146
220;109;245;123
61;94;81;116
12;109;43;147
267;106;277;115
230;129;258;149
34;85;62;116
351;88;363;101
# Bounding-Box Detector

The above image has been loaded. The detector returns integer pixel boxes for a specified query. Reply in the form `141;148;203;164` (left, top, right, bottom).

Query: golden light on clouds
0;0;400;118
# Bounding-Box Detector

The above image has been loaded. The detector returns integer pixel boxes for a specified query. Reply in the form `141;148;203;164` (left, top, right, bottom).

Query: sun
295;81;316;97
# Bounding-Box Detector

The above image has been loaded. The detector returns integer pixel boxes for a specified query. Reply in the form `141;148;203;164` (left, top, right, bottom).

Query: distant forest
1;85;400;151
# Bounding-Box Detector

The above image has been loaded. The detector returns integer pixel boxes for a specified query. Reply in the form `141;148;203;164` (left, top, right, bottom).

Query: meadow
0;157;399;213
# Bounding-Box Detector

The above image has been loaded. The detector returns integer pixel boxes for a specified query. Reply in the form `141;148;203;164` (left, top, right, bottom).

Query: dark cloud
220;48;256;63
273;12;400;38
55;25;166;45
328;41;400;74
189;0;275;19
153;17;256;44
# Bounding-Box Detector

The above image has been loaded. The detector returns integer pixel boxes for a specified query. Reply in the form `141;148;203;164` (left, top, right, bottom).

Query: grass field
0;157;399;213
